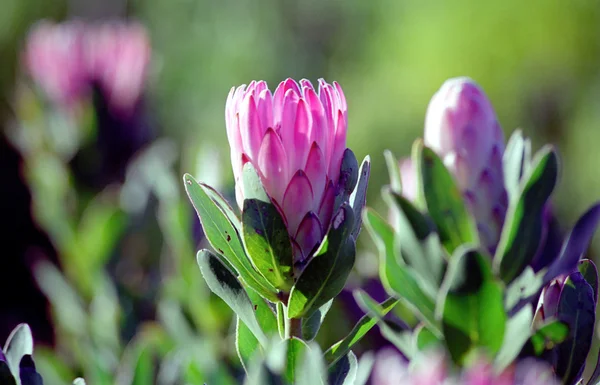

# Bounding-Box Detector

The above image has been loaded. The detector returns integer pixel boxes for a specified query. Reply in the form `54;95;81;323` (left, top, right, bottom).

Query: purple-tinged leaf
579;259;599;304
545;203;600;283
554;272;596;385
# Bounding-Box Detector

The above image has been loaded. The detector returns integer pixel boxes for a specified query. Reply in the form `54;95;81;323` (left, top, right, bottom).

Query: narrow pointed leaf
183;174;278;301
349;156;371;240
4;324;33;381
328;351;357;385
237;318;260;373
284;338;309;383
494;147;558;283
494;305;534;371
197;250;266;346
417;143;479;254
242;163;294;290
302;300;333;341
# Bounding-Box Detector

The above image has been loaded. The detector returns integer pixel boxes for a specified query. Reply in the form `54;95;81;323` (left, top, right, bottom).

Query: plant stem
286;317;303;339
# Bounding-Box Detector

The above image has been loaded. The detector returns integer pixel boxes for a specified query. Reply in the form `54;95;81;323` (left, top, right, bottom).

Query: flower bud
225;78;348;261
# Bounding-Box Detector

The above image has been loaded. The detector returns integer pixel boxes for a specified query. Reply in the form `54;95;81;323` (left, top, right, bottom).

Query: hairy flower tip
226;78;348;262
424;77;507;250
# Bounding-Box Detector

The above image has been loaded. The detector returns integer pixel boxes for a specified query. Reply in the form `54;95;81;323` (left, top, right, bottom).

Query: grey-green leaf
4;324;33;381
328;351;358;385
197;249;266;346
183;173;278;301
302;300;333;341
349;156;371;240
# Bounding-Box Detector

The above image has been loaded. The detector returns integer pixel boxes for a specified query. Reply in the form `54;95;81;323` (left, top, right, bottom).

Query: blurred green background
2;0;600;382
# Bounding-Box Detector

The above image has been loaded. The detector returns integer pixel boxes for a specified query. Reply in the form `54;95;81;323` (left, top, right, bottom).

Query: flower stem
286;317;303;339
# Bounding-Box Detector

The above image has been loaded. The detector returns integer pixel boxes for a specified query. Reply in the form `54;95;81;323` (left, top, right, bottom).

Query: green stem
286;317;303;339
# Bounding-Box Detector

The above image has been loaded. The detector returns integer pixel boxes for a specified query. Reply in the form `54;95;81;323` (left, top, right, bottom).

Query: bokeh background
2;0;600;383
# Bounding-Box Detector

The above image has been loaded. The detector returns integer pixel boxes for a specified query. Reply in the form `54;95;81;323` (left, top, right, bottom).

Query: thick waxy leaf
19;355;42;385
530;320;569;355
363;207;440;333
283;338;309;383
276;303;285;339
237;318;260;373
302;300;333;341
4;324;33;381
242;163;294;290
555;272;596;385
385;190;446;293
579;259;599;302
183;174;278;301
416;142;479;254
197;250;266;346
324;297;399;366
288;204;356;319
494;305;534;371
328;351;357;385
494;147;558;283
296;343;326;385
349;156;371;240
503;130;531;200
414;324;440;351
545;204;600;283
438;248;507;364
334;149;360;211
246;288;278;337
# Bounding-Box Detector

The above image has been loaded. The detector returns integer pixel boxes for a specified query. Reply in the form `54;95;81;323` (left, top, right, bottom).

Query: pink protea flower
24;21;88;107
23;20;150;116
399;77;507;251
424;77;507;250
225;78;347;262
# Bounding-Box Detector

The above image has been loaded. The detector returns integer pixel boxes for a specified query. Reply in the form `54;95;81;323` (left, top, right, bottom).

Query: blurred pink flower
225;78;348;262
371;349;559;385
23;20;150;116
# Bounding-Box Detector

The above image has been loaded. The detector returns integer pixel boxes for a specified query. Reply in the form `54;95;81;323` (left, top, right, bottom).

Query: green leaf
183;174;278;301
383;150;402;194
72;379;86;385
246;288;278;338
302;300;333;341
504;267;545;314
296;343;326;385
328;351;358;385
531;320;569;355
324;297;399;366
494;147;558;283
503;129;531;200
416;142;479;253
276;303;285;339
197;250;266;346
288;204;356;319
283;338;309;383
349;156;371;240
579;259;598;303
385;190;446;294
363;207;440;334
494;305;534;371
438;248;507;364
414;324;441;351
334;149;360;210
4;324;33;381
237;318;260;373
241;163;294;290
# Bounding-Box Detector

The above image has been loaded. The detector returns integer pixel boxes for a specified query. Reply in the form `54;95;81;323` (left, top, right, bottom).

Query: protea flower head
225;78;347;262
400;77;507;251
371;348;559;385
23;20;150;116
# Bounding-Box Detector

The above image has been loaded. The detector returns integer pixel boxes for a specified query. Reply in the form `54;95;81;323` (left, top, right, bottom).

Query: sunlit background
2;0;600;383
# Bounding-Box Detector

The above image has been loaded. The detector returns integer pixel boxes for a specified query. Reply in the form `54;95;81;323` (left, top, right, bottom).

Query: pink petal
291;99;312;174
272;80;286;123
257;128;289;204
279;88;300;167
239;93;263;161
318;181;336;231
304;142;327;212
299;78;314;91
282;170;314;236
318;80;336;159
257;88;274;130
328;109;347;183
253;80;268;98
294;212;323;260
228;113;244;180
333;81;347;114
304;87;328;153
282;78;301;94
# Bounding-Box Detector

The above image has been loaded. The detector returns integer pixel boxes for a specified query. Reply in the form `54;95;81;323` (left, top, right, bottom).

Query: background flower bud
225;78;348;262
